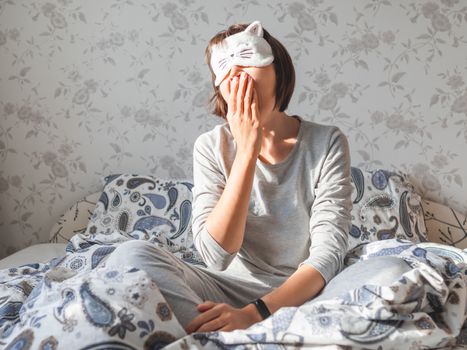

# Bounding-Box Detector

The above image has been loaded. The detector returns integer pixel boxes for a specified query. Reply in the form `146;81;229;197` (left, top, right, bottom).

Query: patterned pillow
49;192;100;243
421;198;467;250
348;167;428;251
84;174;205;266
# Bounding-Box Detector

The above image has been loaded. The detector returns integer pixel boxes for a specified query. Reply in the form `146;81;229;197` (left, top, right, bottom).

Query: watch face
253;298;271;319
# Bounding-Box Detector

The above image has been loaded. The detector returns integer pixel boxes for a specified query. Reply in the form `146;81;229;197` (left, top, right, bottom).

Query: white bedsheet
0;243;67;270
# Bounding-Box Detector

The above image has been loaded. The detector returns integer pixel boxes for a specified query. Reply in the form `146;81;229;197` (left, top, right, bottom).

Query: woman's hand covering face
225;71;263;158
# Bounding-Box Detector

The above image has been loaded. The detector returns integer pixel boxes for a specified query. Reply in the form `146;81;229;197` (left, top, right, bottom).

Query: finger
251;88;259;122
197;301;216;311
229;76;239;116
197;300;215;307
189;306;221;333
185;317;198;334
186;317;204;334
197;316;226;333
185;312;207;334
197;305;211;312
244;76;253;119
185;322;194;334
236;72;247;116
226;69;232;94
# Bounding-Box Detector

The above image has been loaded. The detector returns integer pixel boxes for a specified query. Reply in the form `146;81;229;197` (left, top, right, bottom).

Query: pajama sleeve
298;127;353;284
191;134;238;271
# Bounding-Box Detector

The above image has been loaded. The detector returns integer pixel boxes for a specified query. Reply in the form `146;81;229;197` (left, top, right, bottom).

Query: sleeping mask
210;20;274;87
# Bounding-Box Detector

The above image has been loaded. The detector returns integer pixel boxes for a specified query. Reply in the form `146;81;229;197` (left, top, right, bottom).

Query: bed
0;167;466;349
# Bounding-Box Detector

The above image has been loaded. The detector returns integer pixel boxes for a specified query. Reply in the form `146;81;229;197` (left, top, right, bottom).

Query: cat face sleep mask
210;20;274;87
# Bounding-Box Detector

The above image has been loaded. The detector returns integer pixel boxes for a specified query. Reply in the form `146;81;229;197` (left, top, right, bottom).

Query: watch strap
250;298;271;320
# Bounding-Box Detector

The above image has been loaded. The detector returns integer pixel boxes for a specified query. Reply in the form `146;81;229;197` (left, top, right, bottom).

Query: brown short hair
205;23;295;120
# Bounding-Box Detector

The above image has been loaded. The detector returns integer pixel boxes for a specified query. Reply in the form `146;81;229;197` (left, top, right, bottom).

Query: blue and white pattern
349;167;428;251
84;174;205;265
1;234;466;349
166;239;467;350
0;170;466;348
0;234;187;349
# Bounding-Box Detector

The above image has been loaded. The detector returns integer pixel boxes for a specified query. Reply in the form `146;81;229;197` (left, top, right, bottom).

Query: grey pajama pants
103;240;413;330
103;239;275;329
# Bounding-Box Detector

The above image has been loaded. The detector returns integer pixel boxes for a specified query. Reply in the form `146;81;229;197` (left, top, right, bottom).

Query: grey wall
1;0;466;259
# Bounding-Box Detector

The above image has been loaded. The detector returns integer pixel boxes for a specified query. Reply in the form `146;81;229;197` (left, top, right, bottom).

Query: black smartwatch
250;298;271;320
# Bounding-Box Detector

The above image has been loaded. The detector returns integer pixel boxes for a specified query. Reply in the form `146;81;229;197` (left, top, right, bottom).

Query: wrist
250;298;271;320
235;149;258;164
233;153;258;174
242;302;263;323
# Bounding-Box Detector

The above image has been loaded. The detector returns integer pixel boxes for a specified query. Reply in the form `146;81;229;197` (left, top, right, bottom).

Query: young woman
105;20;353;335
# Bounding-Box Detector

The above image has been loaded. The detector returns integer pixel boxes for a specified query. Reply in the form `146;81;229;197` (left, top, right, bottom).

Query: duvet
0;232;466;349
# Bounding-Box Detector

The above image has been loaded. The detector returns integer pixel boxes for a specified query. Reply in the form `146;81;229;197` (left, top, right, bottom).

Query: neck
260;110;296;148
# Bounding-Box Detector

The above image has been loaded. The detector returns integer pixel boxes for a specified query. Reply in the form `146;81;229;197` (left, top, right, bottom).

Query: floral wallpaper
0;0;466;259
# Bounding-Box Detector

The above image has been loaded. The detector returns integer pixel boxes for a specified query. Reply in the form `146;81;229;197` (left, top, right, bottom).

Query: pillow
84;174;205;266
348;167;428;251
421;198;467;250
49;191;100;243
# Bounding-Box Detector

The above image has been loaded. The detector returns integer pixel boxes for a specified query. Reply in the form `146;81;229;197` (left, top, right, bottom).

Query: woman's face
217;63;276;122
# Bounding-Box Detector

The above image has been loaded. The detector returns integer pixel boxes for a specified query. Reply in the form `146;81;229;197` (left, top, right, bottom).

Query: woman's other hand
226;71;263;160
184;300;262;334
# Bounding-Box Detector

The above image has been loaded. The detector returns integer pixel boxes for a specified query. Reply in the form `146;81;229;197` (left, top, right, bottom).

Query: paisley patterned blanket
0;234;466;350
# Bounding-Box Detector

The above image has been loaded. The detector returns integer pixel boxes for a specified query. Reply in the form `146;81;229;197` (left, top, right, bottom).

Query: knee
109;239;161;265
115;239;151;256
108;240;168;266
120;239;153;251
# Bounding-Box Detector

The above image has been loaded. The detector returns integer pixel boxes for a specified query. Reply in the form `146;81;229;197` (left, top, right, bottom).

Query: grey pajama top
191;115;353;288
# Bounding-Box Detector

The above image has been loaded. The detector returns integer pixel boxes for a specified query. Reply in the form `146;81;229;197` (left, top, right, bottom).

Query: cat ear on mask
244;20;264;37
